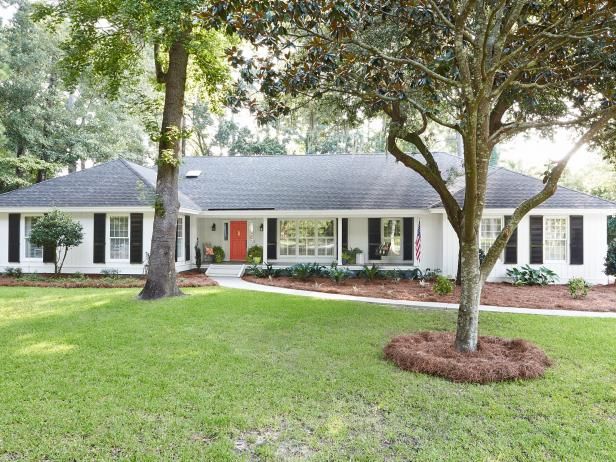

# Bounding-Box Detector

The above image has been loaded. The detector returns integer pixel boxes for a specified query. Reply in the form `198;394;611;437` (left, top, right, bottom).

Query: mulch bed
384;331;553;383
0;270;216;289
242;276;616;312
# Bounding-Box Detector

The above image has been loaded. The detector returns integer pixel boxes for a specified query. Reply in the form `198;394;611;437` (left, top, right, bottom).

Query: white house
0;153;613;283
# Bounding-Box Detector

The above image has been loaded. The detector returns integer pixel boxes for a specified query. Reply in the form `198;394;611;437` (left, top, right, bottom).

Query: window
109;216;129;260
176;217;184;260
479;217;503;254
382;219;401;257
544;217;567;261
24;216;43;259
279;220;335;257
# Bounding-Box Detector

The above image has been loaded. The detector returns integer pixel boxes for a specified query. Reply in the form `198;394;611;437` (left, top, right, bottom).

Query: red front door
229;221;247;261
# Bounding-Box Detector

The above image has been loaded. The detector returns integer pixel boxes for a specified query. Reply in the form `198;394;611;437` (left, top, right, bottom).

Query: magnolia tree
204;1;616;351
35;1;232;299
29;211;84;275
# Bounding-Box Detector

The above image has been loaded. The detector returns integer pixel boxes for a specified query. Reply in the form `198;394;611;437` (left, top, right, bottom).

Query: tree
35;1;232;299
205;1;616;351
29;210;84;275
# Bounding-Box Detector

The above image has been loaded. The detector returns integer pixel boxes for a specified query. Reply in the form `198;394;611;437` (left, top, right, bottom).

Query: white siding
442;212;610;284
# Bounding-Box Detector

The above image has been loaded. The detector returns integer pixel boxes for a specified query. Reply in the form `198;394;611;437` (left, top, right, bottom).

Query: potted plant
212;246;225;263
247;245;263;264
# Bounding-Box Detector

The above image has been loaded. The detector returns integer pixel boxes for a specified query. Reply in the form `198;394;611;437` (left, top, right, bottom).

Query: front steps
205;264;246;278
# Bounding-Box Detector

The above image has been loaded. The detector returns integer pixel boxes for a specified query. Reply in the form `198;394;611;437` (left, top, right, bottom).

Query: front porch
189;213;443;272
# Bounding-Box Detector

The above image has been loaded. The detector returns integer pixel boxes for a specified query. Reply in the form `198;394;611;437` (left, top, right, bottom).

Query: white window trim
543;216;569;263
278;218;337;259
479;216;504;261
176;216;184;260
23;215;44;262
108;214;130;262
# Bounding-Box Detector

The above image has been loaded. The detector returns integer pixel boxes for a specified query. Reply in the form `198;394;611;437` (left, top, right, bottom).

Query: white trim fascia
429;207;616;215
0;206;154;213
196;209;430;218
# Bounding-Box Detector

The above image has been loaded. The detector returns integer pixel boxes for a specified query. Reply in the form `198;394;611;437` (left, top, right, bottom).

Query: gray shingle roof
0;153;614;211
0;159;156;208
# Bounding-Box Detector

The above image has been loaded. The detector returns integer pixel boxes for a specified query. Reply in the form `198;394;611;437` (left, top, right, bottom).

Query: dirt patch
0;270;216;289
243;276;616;312
384;331;553;384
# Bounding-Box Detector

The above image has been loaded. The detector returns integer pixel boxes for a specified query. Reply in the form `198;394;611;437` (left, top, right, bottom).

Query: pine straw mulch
243;276;616;312
384;331;553;384
0;271;217;289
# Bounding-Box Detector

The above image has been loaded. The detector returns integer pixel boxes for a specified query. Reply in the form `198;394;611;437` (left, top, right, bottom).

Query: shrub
422;268;442;282
328;267;350;284
4;267;23;278
568;277;590;299
604;239;616;278
100;268;120;279
341;247;363;265
360;264;382;281
383;268;403;283
290;263;325;281
432;275;454;295
506;265;558;286
28;210;84;274
246;263;281;278
212;246;225;263
72;272;87;281
247;245;263;264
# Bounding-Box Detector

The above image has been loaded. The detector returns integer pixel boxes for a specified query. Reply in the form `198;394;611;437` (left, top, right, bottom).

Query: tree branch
154;42;167;84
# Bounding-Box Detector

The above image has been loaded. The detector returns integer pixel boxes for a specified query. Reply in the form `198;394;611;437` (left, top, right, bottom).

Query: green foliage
608;217;616;244
432;275;454;296
0;154;56;193
3;267;23;278
247;245;263;264
360;264;382;282
604;240;616;277
29;210;84;274
506;265;559;286
328;267;350;284
246;263;281;279
290;263;326;281
341;247;362;265
100;269;121;279
212;246;225;263
567;278;590;299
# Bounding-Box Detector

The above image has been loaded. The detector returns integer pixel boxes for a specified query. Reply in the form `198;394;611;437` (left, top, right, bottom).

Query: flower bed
0;270;216;289
243;275;616;312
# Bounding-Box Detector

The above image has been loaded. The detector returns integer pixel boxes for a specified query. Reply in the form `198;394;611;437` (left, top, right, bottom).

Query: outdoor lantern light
211;223;216;232
260;223;264;232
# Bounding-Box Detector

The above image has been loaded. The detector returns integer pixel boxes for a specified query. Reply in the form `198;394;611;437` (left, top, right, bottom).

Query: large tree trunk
139;36;189;300
454;237;483;352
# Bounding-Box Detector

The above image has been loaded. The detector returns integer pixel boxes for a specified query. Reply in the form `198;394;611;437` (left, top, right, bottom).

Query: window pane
110;216;129;259
110;217;129;238
383;219;401;257
280;220;297;256
176;217;183;238
480;217;503;254
110;238;129;259
544;218;567;261
25;217;43;259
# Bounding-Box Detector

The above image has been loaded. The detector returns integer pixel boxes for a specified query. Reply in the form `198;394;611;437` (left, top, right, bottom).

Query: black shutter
93;213;106;263
570;215;584;265
504;216;518;264
43;244;56;264
342;218;348;250
267;218;277;260
130;213;143;264
529;215;543;264
185;216;191;261
8;213;20;263
368;218;381;260
403;217;414;262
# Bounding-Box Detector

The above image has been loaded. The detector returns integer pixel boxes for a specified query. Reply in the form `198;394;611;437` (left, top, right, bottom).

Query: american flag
415;220;422;263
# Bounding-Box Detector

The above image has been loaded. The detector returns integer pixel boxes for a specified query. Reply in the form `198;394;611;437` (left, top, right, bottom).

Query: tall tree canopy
0;2;150;192
35;0;233;299
204;0;616;351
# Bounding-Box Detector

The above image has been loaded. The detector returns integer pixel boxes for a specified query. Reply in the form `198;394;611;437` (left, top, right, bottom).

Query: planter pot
356;253;365;265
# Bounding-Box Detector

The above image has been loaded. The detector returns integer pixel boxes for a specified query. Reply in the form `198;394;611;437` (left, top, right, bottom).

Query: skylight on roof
185;170;202;178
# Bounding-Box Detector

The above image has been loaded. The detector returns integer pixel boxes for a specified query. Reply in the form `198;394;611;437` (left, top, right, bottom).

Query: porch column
337;217;343;266
262;218;268;265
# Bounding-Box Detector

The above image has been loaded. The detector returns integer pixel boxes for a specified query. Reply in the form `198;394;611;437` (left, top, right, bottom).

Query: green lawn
0;287;614;461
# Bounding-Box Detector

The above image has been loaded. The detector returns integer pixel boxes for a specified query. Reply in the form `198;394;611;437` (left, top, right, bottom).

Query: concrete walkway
211;277;616;319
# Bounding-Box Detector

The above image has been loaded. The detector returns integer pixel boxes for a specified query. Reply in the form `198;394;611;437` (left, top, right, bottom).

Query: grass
0;287;614;461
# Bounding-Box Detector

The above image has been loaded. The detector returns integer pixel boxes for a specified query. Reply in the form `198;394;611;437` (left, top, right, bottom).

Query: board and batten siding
441;212;610;284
